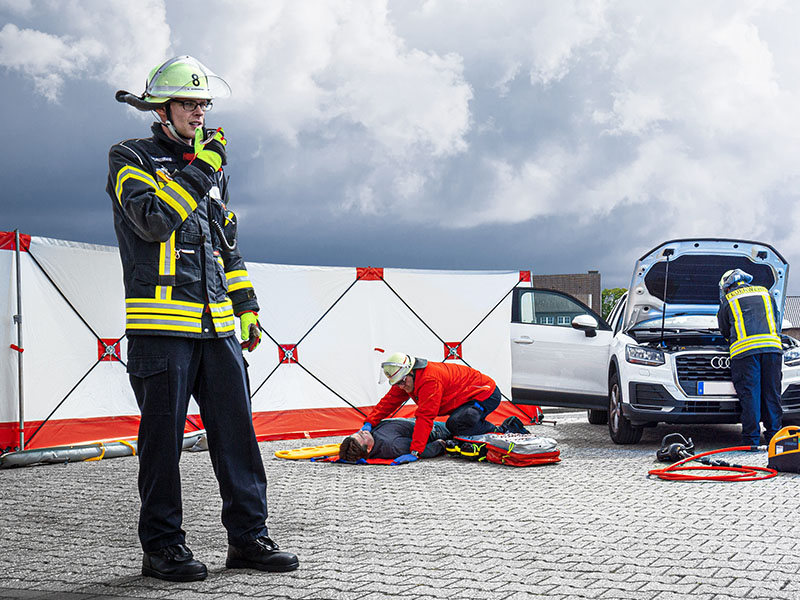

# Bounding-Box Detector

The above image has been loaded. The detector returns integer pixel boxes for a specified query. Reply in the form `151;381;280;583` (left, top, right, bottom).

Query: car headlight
625;344;665;366
784;346;800;366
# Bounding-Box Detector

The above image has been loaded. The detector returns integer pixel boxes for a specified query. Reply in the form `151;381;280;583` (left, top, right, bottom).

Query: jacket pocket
133;262;201;288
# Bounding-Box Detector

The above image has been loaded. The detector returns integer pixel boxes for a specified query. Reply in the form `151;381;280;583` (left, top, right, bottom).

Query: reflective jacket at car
106;123;258;338
717;283;781;358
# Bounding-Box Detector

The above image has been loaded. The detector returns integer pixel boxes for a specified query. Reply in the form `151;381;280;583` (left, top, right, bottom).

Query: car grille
675;353;731;396
631;383;672;408
682;400;738;413
782;384;800;410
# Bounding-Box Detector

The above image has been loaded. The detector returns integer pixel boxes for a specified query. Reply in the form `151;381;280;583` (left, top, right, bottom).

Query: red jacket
366;362;496;454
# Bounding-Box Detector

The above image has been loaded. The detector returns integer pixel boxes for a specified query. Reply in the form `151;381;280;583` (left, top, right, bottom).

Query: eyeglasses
392;375;412;387
174;100;213;112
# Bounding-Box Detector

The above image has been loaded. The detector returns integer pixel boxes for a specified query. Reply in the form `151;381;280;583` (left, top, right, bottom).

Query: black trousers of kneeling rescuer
445;386;502;437
127;334;269;553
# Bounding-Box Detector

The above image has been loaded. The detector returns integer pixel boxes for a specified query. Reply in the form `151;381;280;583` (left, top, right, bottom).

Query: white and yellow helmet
719;269;753;293
381;352;415;385
115;55;230;111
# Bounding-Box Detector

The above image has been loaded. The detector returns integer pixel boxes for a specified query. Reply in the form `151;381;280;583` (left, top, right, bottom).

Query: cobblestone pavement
2;411;800;600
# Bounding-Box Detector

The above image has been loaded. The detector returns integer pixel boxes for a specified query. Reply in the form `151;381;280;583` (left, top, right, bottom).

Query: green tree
602;287;626;320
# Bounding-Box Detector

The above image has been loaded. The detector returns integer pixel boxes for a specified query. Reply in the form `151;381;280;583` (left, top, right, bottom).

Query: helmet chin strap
156;104;194;145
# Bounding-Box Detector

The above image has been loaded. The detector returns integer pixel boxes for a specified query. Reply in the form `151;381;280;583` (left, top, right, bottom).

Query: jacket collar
150;122;192;153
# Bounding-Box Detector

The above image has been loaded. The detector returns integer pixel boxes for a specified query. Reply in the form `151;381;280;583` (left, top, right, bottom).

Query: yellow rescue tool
768;426;800;473
274;444;341;460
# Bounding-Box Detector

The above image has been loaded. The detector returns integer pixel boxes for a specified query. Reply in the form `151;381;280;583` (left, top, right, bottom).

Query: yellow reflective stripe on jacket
126;317;203;334
763;293;777;336
225;269;254;292
209;300;235;332
156;233;176;301
729;297;746;341
730;334;782;357
155;181;197;221
115;165;157;201
115;165;197;221
125;298;205;334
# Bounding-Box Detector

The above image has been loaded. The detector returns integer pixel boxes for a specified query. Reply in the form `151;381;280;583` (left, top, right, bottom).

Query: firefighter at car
108;55;297;581
360;352;528;463
716;268;783;446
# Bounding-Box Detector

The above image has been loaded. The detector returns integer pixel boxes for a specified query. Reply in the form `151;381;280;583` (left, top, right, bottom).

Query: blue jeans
445;386;502;436
128;335;269;551
731;352;783;445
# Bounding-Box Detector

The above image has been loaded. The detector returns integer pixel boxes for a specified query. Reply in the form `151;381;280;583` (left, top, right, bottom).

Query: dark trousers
445;386;502;436
127;335;268;552
731;352;783;445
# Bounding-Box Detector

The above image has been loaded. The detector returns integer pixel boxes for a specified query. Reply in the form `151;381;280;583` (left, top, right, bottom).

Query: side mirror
572;314;599;337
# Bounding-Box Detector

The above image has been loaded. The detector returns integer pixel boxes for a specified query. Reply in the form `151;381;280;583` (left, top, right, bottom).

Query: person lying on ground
338;418;450;462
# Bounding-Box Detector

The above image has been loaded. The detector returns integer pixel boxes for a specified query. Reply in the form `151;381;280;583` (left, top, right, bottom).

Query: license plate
697;381;736;396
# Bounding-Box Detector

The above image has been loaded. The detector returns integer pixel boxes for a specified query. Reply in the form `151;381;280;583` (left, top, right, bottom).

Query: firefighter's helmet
719;268;753;293
381;352;416;385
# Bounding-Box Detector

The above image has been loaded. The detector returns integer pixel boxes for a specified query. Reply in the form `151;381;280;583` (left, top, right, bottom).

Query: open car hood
621;239;789;333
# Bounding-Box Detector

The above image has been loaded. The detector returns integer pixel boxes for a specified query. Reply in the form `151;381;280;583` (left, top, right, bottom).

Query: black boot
226;536;299;572
500;416;528;434
142;544;207;582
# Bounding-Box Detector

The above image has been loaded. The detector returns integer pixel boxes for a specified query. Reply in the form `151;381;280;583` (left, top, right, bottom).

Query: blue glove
361;422;372;432
392;453;419;465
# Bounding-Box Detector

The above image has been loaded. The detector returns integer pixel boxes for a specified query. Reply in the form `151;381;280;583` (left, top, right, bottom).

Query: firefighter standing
107;56;298;581
716;269;784;446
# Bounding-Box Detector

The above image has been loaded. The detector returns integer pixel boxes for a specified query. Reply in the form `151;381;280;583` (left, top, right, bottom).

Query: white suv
510;239;800;444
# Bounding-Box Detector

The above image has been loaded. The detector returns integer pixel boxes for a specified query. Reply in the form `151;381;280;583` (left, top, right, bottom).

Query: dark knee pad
446;406;482;435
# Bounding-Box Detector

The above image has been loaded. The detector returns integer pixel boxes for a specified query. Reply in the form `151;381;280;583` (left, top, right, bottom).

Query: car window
607;296;626;334
613;299;627;334
516;289;609;329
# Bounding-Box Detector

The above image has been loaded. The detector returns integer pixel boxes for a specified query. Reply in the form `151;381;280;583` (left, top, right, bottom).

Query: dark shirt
369;418;451;459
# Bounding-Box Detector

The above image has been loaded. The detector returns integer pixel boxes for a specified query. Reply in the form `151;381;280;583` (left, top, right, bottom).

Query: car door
510;288;612;409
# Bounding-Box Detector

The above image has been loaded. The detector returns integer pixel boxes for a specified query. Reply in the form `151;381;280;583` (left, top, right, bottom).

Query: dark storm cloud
3;1;800;295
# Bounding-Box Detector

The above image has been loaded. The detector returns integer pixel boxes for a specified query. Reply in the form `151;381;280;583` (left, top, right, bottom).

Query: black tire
587;409;608;425
608;372;643;444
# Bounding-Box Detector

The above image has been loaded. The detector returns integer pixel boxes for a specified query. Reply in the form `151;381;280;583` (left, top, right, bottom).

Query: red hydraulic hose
648;445;777;482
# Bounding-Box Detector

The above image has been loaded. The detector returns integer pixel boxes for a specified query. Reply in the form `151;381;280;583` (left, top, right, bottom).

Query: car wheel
608;372;643;444
587;409;608;425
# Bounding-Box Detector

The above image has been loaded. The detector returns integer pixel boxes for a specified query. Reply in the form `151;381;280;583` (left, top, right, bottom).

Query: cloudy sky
2;0;800;292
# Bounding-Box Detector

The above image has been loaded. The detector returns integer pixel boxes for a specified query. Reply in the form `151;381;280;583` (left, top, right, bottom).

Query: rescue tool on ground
648;433;776;482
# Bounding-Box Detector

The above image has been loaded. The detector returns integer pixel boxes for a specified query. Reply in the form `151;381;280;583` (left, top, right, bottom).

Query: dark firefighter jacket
369;418;450;459
366;361;496;454
106;122;258;338
717;283;782;358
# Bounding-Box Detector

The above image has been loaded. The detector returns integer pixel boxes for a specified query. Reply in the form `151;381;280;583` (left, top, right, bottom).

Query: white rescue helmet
381;352;415;385
719;268;753;293
143;55;230;105
115;55;231;112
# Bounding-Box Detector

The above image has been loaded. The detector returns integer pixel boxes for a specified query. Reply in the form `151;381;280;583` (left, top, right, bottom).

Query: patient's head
339;429;374;461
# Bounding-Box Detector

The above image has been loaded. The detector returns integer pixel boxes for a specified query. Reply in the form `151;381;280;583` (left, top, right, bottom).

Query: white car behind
510;239;800;444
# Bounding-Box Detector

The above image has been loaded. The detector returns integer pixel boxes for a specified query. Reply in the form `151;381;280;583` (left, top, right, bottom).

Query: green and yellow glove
193;127;227;174
239;311;262;352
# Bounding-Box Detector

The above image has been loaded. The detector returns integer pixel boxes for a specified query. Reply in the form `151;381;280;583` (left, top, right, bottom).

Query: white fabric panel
0;236;528;433
0;250;19;425
28;237;126;338
18;243;136;421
